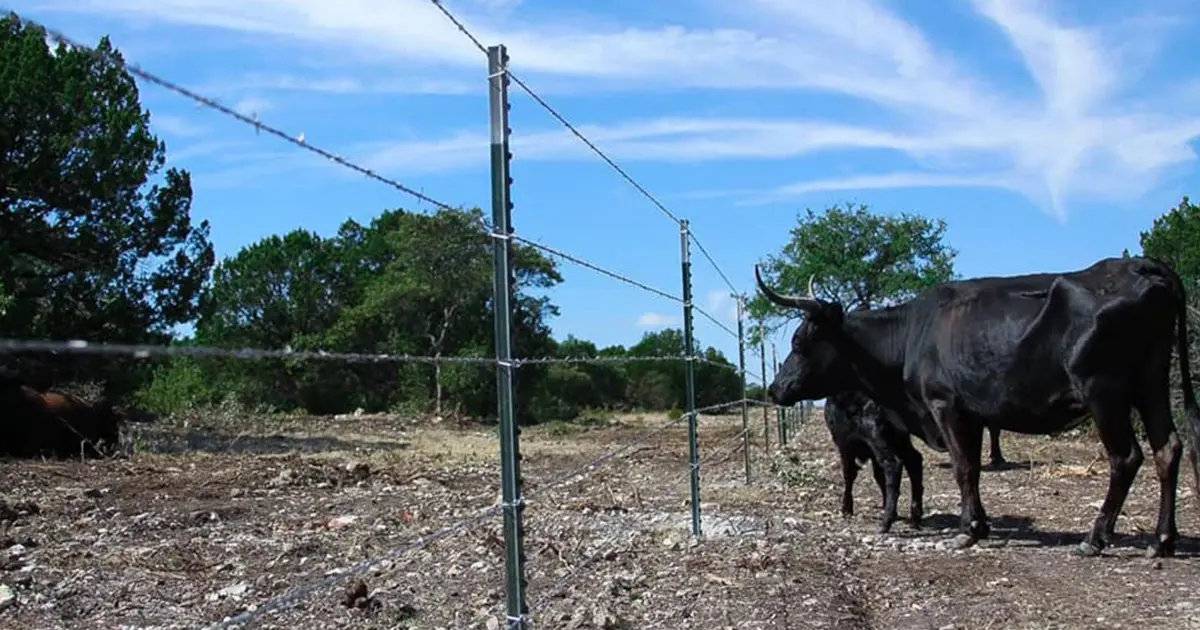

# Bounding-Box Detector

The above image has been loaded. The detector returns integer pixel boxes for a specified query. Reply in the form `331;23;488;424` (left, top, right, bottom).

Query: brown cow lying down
0;374;124;459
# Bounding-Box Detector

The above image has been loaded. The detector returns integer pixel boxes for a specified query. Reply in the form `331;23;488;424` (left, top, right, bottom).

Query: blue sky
9;0;1200;386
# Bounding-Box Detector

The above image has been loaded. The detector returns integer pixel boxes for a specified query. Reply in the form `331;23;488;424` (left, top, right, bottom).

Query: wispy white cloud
29;0;1200;218
350;117;931;175
197;74;477;96
465;0;523;15
636;312;680;328
738;172;1023;206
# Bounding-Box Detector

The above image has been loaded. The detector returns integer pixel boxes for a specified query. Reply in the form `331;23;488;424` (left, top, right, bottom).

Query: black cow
0;373;124;458
824;390;924;534
756;256;1200;558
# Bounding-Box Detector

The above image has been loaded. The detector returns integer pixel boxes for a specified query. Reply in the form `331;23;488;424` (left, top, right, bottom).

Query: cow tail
1171;267;1200;508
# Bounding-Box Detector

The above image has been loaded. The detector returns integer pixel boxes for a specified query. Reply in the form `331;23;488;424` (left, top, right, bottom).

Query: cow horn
755;265;822;312
807;274;816;298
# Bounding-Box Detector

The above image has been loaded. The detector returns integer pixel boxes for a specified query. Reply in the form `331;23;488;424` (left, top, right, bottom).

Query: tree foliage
747;202;957;340
131;205;742;423
1138;196;1200;292
0;14;214;393
1135;196;1200;415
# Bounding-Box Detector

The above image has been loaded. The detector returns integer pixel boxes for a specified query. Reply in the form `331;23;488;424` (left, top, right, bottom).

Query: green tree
619;328;740;411
695;347;742;409
316;207;561;420
551;335;628;410
1136;195;1200;420
0;16;214;394
159;206;564;420
747;201;957;339
189;229;350;411
1138;196;1200;291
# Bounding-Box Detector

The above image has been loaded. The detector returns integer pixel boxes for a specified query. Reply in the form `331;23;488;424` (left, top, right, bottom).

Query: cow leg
1136;378;1182;558
930;401;989;548
877;455;902;534
986;424;1005;469
895;436;925;528
869;457;886;501
839;454;860;518
1077;391;1141;557
866;451;901;534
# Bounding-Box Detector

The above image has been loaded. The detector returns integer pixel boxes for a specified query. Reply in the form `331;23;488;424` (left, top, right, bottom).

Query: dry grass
3;410;1200;629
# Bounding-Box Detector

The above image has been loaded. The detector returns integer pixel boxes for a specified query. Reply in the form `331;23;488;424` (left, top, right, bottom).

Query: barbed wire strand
0;336;769;386
11;13;754;363
201;394;792;630
688;232;740;297
523;397;749;497
428;0;682;227
510;234;681;304
515;426;753;626
518;354;766;386
9;12;794;627
10;12;463;215
693;306;738;340
426;1;751;345
0;338;497;365
199;396;761;629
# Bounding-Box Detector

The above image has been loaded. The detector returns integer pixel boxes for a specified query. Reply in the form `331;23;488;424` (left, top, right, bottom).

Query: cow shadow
129;429;409;456
914;513;1200;557
933;459;1065;472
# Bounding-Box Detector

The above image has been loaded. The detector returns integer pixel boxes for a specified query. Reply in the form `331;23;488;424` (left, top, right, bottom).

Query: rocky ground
3;407;1200;629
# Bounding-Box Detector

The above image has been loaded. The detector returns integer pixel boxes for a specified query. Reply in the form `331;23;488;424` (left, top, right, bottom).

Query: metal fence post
760;333;770;451
736;296;751;484
487;44;528;629
772;342;785;445
680;220;701;538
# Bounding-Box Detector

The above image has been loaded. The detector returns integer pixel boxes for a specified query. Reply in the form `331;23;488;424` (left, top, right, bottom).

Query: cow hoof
951;533;977;550
909;516;923;530
1073;541;1103;557
1147;538;1176;559
875;522;894;535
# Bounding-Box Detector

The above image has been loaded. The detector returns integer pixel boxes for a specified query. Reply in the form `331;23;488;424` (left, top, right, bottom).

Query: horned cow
756;256;1200;558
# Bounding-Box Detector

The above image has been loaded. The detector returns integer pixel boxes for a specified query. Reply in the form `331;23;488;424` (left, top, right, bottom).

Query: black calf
824;390;924;534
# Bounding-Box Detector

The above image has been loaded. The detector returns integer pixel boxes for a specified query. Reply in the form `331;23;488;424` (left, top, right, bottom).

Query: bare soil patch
3;409;1200;629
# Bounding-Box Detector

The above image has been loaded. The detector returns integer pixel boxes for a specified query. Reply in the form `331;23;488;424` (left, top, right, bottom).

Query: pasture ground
3;409;1200;629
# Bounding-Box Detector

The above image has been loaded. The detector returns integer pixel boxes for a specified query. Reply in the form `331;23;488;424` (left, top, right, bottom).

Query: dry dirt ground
4;407;1200;629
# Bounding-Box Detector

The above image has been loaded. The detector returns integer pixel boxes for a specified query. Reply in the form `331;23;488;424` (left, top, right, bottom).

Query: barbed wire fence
1;5;812;629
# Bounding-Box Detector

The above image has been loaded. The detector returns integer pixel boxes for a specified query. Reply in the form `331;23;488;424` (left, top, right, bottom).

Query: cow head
754;266;856;405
